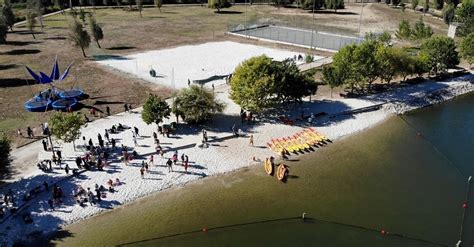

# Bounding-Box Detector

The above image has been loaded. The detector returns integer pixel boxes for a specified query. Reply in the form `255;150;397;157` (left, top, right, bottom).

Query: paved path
297;57;333;72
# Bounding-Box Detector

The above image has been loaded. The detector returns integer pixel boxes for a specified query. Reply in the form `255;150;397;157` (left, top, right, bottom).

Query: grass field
0;3;448;147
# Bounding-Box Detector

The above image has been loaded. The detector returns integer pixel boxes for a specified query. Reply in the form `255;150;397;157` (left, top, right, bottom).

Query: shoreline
1;72;473;246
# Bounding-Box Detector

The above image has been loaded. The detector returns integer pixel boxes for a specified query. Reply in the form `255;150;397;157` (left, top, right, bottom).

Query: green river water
54;93;474;247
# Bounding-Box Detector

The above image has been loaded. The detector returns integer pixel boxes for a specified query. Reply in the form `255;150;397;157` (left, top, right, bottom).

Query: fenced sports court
228;24;363;52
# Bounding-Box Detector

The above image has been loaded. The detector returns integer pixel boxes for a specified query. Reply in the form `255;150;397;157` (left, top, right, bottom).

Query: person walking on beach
106;106;110;116
134;126;140;137
42;139;48;151
140;166;145;178
184;155;189;172
144;161;149;173
249;134;254;146
48;198;54;211
105;130;110;142
65;164;70;175
124;103;129;113
133;136;138;146
111;138;116;149
27;126;33;138
181;153;185;165
166;158;173;172
149;155;154;166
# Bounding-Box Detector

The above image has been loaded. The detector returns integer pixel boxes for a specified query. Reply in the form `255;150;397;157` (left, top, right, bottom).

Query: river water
55;93;474;247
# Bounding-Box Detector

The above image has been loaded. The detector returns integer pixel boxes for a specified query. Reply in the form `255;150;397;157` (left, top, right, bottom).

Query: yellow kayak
276;164;288;182
264;158;274;176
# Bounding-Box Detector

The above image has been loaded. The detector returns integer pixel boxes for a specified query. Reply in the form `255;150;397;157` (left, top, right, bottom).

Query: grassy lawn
0;3;448;147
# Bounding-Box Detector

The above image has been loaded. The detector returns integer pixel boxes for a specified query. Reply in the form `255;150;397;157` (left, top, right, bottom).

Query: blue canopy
25;58;73;84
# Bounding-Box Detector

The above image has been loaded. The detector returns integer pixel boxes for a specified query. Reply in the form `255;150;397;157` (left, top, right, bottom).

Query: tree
322;65;343;97
420;36;459;75
375;45;396;84
136;0;143;17
398;49;417;81
142;94;171;127
272;59;317;103
460;33;474;67
154;0;162;12
0;133;11;180
89;15;103;48
331;44;358;93
27;0;44;30
303;0;325;9
412;17;433;40
422;0;429;13
79;9;87;23
173;85;225;124
455;0;474;36
411;0;418;10
208;0;231;12
353;40;380;92
26;11;37;39
325;0;344;12
2;4;15;31
68;20;91;57
434;0;443;9
0;17;7;44
442;3;455;24
395;20;412;40
50;112;84;151
230;55;275;112
414;52;430;77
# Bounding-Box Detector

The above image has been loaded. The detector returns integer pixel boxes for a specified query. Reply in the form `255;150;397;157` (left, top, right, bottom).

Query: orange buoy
381;229;386;235
463;203;468;208
202;227;208;232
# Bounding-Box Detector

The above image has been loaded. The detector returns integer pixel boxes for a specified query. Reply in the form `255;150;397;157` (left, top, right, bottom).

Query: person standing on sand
249;134;254;146
134;126;140;137
140;166;145;178
65;164;70;175
111;138;116;149
184;155;189;172
166;158;173;172
124;103;129;113
106;106;110;116
42;139;47;151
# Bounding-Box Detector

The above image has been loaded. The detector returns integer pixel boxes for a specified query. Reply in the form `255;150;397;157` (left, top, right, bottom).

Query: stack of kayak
267;128;330;155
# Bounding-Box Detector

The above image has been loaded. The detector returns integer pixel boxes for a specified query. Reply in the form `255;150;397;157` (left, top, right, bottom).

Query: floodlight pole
358;0;365;37
310;0;316;50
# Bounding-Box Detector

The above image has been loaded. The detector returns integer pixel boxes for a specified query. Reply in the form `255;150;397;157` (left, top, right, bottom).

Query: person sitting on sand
107;179;114;187
115;178;121;186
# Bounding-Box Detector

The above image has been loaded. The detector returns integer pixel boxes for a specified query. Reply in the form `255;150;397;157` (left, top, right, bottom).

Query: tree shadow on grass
93;54;130;61
5;40;41;46
307;10;358;15
1;49;41;55
0;78;37;88
106;46;136;51
215;10;243;14
44;36;66;40
0;64;17;70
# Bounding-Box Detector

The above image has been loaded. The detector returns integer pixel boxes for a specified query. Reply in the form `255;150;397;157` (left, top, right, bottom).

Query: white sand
1;47;473;246
96;41;315;89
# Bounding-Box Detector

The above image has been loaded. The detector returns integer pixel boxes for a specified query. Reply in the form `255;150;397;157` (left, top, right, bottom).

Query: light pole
310;0;316;50
358;0;365;37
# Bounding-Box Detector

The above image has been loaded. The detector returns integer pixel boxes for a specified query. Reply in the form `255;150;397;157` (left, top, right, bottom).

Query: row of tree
68;13;103;57
395;18;433;41
322;35;464;95
229;55;317;112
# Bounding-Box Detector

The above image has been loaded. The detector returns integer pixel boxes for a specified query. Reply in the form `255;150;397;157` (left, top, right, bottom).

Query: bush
0;17;7;44
305;54;315;63
455;0;474;36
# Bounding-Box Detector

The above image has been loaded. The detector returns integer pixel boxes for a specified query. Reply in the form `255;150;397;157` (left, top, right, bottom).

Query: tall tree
376;46;402;84
325;0;344;12
208;0;231;12
26;11;37;39
420;36;459;75
136;0;143;17
173;85;225;124
89;15;103;48
442;3;455;24
141;94;171;127
322;65;343;98
460;33;474;67
411;0;418;10
455;0;474;36
230;55;275;112
434;0;443;9
68;20;91;57
331;44;357;93
272;59;317;103
412;17;433;40
398;49;417;81
0;17;7;44
154;0;162;12
2;4;15;31
353;40;380;92
0;133;11;181
303;0;325;9
50;112;84;151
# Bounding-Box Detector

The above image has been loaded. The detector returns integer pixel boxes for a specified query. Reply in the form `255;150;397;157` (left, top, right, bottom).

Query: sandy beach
1;40;473;245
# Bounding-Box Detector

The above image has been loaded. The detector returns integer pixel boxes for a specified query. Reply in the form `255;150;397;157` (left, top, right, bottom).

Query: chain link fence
228;23;363;51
